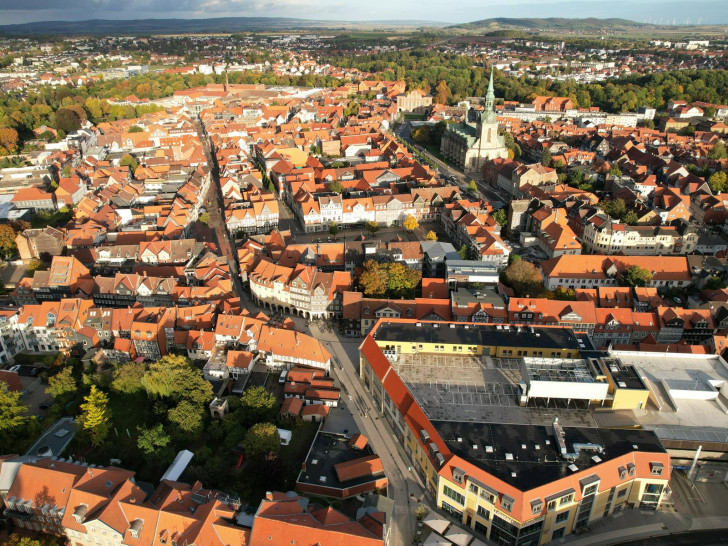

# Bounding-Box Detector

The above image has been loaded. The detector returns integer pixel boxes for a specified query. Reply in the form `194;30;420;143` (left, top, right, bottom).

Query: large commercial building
359;319;671;545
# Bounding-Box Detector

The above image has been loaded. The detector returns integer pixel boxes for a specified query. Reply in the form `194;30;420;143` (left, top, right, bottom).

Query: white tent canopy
423;534;453;546
423;511;451;535
445;527;473;546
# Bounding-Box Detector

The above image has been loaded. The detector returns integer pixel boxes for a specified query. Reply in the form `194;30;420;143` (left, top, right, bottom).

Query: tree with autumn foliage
426;230;438;241
0;223;17;258
434;80;451;105
501;257;544;297
0;127;19;155
403;214;419;232
77;385;112;447
358;259;421;299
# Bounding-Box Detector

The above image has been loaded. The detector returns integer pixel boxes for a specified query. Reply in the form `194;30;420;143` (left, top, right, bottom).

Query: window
552;528;565;539
617;489;627;499
560;494;574;505
547;500;557;511
477;505;490;519
583;484;598;496
443;485;465;505
650;462;664;476
469;483;479;495
500;495;514;512
555;511;570;524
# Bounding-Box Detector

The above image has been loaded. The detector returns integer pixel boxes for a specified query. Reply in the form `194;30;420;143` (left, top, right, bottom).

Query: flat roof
451;287;505;308
373;321;582;351
25;417;77;458
297;431;384;492
602;357;648;390
432;421;666;490
523;357;602;384
393;353;596;428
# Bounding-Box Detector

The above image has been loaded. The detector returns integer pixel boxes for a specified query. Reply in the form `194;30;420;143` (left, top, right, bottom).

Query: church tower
477;67;498;143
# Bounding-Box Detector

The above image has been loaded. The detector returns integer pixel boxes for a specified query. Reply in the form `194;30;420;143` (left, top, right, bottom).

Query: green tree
168;400;204;433
365;220;380;234
410;125;431;145
46;366;76;399
110;361;147;394
77;385;112;447
619;265;653;287
553;287;577;301
458;244;469;260
137;423;171;455
119;153;139;176
541;148;552;167
708;140;726;160
599;198;628;220
0;387;27;434
623;211;639;225
385;262;421;298
708;171;727;193
54;107;82;133
493;209;507;226
128;125;144;133
142;355;212;406
501;259;544;297
328;180;344;193
467;180;478;194
425;230;438;241
608;164;623;177
240;386;278;427
329;221;339;237
403;214;419;232
242;422;280;460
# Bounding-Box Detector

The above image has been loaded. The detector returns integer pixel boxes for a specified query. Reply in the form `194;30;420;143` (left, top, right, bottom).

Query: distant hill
449;17;649;32
0;17;447;36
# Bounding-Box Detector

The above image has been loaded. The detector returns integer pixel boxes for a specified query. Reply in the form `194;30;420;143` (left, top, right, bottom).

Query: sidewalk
559;509;690;546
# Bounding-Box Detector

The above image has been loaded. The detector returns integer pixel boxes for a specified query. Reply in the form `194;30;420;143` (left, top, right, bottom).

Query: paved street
305;321;429;546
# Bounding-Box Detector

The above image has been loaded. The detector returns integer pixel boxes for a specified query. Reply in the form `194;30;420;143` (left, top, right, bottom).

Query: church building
440;68;508;178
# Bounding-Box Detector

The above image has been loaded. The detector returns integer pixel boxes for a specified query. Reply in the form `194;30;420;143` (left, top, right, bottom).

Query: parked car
39;401;53;410
279;370;288;384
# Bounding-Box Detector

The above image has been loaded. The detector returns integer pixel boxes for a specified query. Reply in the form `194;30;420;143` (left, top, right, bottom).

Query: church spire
485;66;495;113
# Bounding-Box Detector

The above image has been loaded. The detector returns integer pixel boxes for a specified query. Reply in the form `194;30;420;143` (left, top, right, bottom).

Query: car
39;401;53;410
8;364;20;373
674;297;682;304
317;238;322;243
30;367;40;377
279;370;288;384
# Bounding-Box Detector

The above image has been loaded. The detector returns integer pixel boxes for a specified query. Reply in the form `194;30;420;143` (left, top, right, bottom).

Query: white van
279;370;288;384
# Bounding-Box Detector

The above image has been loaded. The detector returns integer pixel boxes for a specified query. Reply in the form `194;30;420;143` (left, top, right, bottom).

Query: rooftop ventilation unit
568;464;579;472
486;446;494;453
505;453;514;461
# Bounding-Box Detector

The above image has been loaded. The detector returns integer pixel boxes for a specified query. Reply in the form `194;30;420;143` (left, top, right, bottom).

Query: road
394;120;510;207
613;529;728;546
194;118;245;299
308;321;428;546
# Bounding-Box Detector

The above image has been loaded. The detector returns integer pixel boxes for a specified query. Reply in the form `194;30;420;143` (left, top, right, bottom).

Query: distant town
0;16;727;546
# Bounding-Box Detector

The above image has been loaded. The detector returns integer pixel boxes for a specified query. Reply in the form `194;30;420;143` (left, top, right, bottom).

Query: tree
385;262;421;298
137;423;171;456
608;164;623;177
365;220;379;234
240;386;278;427
467;180;478;194
623;211;639;225
328;180;344;193
119;153;139;176
128;125;144;133
619;265;653;287
168;400;204;433
501;259;544;297
403;214;418;232
493;209;507;226
599;198;628;220
358;260;388;297
329;221;338;237
46;366;76;399
0;387;27;434
553;287;577;301
708;140;726;160
199;212;210;225
458;244;469;260
541;148;552;167
0;127;19;155
54;107;82;133
0;223;17;258
77;385;112;447
425;230;438;241
111;361;147;394
410;125;431;145
142;354;212;406
242;422;280;461
434;80;451;105
708;171;728;193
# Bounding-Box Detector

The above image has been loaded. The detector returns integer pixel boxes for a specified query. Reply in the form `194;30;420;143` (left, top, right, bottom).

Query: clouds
0;0;726;25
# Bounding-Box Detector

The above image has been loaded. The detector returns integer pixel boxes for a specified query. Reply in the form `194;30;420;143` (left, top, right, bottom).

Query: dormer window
627;463;636;477
650;462;664;476
530;499;543;515
501;494;515;512
452;467;466;485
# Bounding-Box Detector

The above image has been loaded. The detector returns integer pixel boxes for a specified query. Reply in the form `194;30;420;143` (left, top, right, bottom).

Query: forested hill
0;17;331;36
450;17;647;32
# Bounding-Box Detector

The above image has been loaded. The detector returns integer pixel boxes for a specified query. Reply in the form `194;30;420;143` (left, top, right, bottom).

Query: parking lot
393;353;596;427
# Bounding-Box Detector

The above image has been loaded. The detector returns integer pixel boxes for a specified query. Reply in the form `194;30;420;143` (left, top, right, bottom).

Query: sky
0;0;727;25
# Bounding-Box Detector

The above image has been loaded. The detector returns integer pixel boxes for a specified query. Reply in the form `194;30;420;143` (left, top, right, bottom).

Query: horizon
1;0;727;26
